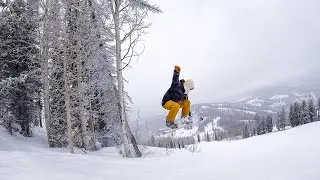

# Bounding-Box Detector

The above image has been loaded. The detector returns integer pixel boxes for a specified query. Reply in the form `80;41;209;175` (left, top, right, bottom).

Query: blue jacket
161;70;187;106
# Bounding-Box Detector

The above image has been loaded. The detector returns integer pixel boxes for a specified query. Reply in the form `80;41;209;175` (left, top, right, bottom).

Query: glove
174;65;181;72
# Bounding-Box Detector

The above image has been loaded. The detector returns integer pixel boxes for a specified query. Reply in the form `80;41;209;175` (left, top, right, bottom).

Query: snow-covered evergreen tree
291;102;300;127
197;133;201;142
255;113;267;135
242;124;249;139
299;100;308;125
0;0;41;137
276;106;286;131
205;132;211;141
266;114;273;133
317;97;320;121
307;98;316;123
289;104;294;127
40;0;122;152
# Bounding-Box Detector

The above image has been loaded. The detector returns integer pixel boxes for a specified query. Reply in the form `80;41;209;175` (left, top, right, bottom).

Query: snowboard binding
166;120;178;129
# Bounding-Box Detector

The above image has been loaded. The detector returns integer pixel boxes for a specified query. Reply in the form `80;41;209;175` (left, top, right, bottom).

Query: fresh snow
201;105;210;109
263;109;275;113
270;101;286;108
159;117;222;137
217;107;256;114
270;94;289;100
202;117;222;132
246;98;264;106
1;122;320;180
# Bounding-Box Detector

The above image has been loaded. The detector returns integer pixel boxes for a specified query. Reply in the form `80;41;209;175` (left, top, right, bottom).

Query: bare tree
104;0;162;157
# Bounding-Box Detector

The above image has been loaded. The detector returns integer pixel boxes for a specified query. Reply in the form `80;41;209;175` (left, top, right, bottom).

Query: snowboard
158;121;193;134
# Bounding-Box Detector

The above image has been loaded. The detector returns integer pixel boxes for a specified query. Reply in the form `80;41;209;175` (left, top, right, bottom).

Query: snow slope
1;122;320;180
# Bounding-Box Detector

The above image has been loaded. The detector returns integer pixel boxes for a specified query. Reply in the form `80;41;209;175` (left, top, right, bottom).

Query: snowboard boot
181;116;193;124
166;120;178;129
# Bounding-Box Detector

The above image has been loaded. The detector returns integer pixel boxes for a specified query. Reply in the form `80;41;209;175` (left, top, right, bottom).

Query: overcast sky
124;0;320;118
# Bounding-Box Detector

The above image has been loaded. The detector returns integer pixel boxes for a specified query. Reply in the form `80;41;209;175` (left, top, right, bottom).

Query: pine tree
197;133;201;142
254;113;261;135
266;114;273;133
261;116;267;134
242;124;249;139
276;106;286;131
317;97;320;121
299;100;308;125
289;104;294;127
255;113;267;135
292;102;300;127
205;132;210;141
307;98;316;123
0;0;41;137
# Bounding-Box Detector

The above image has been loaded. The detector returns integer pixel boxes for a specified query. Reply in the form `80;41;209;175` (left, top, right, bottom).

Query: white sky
124;0;320;118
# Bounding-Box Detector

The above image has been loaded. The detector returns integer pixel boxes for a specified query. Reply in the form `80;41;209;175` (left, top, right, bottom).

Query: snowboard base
158;122;192;134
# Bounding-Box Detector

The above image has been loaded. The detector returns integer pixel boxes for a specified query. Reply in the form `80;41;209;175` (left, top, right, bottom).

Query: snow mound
0;126;49;152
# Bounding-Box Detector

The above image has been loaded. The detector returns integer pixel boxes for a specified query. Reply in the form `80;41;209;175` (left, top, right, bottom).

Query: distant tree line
145;129;233;149
242;113;273;139
242;97;320;139
281;98;320;129
145;135;196;149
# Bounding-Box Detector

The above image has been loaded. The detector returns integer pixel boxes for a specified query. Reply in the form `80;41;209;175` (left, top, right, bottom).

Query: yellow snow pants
163;100;190;122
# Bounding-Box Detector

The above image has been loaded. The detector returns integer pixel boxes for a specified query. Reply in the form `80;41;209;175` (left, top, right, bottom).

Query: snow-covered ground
246;98;264;107
1;122;320;180
217;107;256;114
270;94;289;100
270;101;286;108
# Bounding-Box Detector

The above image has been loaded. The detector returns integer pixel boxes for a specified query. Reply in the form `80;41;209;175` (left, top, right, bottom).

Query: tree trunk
114;0;130;157
64;0;75;154
112;0;141;157
76;50;89;150
41;0;52;147
63;51;74;154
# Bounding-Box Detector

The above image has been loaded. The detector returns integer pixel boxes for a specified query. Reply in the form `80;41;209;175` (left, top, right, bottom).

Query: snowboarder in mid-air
161;65;195;129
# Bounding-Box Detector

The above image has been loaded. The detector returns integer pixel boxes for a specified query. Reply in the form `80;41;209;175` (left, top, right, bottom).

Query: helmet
183;79;194;94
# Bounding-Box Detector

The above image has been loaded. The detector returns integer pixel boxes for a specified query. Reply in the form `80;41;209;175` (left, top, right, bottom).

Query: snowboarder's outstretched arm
171;65;180;88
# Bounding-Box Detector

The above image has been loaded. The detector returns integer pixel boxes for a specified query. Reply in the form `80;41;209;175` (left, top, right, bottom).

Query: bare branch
119;1;130;13
120;55;133;71
121;33;132;61
120;10;147;44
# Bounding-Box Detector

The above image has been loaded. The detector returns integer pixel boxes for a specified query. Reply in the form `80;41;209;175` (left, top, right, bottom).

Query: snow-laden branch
0;74;28;93
129;0;162;13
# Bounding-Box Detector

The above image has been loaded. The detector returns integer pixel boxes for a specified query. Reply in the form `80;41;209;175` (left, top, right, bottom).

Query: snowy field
1;122;320;180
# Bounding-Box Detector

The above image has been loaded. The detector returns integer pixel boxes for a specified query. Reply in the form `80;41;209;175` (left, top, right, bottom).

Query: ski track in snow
1;123;320;180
